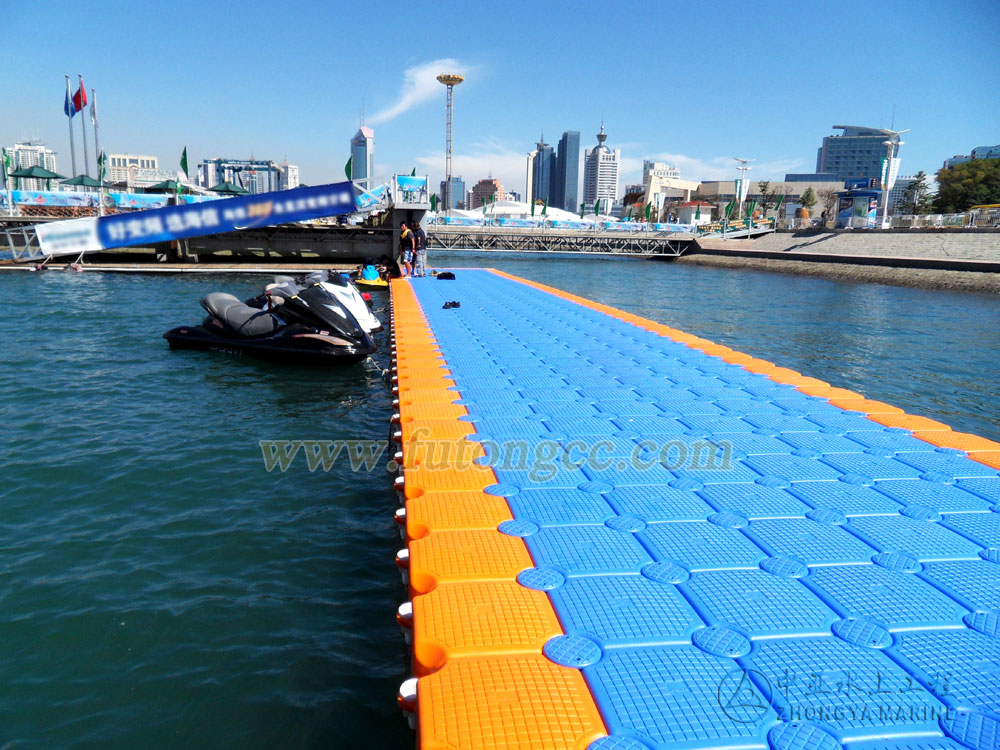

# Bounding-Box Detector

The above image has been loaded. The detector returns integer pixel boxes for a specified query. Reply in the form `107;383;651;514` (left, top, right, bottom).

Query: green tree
799;187;817;211
817;188;838;224
897;171;933;215
756;179;776;218
934;159;1000;213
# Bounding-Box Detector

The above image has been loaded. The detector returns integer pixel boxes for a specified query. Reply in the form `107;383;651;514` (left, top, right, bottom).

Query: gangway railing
1;223;42;262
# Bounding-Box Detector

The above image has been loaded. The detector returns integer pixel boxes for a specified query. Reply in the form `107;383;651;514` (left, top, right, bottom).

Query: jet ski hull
354;277;389;291
163;325;372;365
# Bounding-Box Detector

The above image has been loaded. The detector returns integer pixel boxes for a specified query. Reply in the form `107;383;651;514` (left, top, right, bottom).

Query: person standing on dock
412;221;427;277
398;222;414;277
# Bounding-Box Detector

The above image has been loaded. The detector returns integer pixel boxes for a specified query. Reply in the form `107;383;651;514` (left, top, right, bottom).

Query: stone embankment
684;229;1000;293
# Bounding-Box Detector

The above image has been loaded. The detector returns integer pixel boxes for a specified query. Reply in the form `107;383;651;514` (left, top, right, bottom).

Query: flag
344;155;352;180
410;167;416;177
97;150;107;182
72;80;88;113
542;199;547;216
4;147;15;190
746;199;756;217
725;200;736;219
90;90;98;126
579;202;584;219
176;147;188;196
694;203;701;220
645;202;651;221
531;199;535;216
64;77;75;117
626;206;633;221
774;194;784;218
594;198;600;216
430;194;438;212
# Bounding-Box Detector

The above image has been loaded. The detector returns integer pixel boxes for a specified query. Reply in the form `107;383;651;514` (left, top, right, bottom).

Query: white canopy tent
430;199;619;224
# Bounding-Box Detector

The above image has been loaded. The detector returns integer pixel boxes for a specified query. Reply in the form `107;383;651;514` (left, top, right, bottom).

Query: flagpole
65;75;78;179
78;76;90;177
2;148;14;217
91;88;100;173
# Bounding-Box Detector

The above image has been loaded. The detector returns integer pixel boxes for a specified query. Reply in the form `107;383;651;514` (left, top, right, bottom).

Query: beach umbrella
61;174;103;190
9;164;65;190
209;180;249;195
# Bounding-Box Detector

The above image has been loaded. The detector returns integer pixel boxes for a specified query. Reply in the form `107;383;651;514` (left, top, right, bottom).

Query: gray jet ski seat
201;293;282;337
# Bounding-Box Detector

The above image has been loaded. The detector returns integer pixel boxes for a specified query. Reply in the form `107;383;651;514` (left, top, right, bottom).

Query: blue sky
2;0;998;195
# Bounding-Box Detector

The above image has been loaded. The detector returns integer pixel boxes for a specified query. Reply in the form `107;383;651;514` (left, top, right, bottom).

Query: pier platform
389;269;1000;750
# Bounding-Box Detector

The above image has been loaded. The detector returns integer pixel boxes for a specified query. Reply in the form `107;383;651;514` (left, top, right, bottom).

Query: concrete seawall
683;229;1000;293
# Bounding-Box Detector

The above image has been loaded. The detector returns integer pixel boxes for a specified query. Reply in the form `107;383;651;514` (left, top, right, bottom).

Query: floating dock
389;269;1000;750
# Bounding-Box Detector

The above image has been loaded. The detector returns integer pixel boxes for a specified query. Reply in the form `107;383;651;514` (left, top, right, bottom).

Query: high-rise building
816;125;902;182
886;175;919;214
530;137;556;205
7;141;58;190
642;160;680;185
469;178;505;209
525;146;537;205
553;131;580;211
583;124;619;208
943;144;1000;170
439;176;466;209
277;161;300;190
350;126;375;185
197;158;284;194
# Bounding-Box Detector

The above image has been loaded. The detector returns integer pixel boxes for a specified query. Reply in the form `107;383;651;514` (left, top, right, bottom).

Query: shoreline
674;252;1000;294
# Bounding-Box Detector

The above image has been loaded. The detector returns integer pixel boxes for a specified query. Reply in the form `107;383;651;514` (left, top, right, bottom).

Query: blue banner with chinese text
96;181;356;249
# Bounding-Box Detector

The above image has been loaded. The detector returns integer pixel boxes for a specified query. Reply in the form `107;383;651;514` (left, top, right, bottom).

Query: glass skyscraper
553;131;580;212
439;176;466;209
350;126;375;186
816;125;900;182
531;138;556;205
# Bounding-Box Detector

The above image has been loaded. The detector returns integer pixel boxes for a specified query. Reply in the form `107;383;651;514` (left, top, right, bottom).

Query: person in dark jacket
412;222;427;276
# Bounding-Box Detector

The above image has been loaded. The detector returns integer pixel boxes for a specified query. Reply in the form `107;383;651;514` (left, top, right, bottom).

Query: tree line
896;160;1000;214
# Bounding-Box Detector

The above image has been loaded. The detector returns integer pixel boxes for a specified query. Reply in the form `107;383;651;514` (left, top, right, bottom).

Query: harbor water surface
1;251;999;749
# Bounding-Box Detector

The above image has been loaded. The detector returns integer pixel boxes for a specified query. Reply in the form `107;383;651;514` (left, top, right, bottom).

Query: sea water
1;254;998;749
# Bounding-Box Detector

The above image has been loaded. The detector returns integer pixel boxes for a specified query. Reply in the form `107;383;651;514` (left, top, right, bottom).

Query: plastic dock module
390;270;1000;750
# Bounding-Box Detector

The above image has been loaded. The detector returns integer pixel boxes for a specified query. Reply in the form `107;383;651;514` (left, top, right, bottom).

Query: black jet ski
163;282;376;365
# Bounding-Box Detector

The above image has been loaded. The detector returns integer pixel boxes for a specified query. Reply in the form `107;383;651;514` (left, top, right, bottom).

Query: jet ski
163;282;376;365
287;270;383;333
354;262;389;291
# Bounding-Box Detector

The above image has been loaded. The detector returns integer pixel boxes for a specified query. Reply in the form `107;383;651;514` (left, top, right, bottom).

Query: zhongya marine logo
717;668;772;723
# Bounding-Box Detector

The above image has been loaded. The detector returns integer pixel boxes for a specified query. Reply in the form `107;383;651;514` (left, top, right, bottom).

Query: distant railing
890;208;1000;229
427;215;777;236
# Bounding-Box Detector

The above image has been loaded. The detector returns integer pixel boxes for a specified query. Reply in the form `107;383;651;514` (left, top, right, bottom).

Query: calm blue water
1;255;998;749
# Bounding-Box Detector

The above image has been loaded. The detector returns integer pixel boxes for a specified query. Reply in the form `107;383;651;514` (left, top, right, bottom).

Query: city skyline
2;1;997;197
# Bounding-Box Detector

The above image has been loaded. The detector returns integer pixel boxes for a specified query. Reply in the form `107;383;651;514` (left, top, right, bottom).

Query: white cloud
369;58;471;125
415;138;530;197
